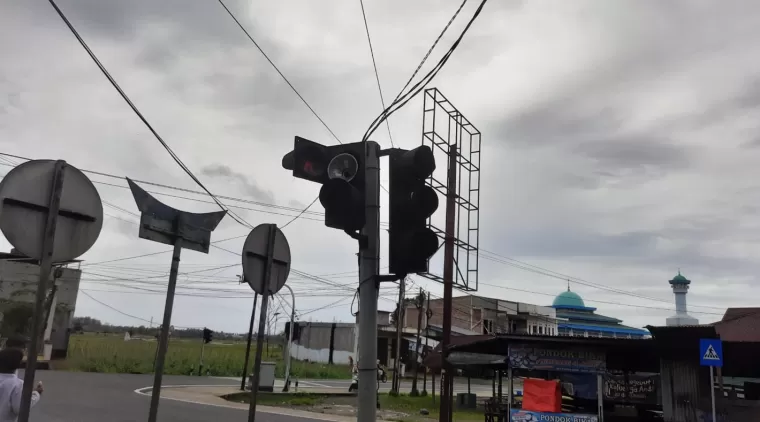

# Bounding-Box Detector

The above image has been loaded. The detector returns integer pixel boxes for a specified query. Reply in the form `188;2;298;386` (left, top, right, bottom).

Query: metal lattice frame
418;88;481;292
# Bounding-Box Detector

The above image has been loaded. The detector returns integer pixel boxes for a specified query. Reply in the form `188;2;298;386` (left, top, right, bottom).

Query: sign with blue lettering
699;338;723;367
510;409;598;421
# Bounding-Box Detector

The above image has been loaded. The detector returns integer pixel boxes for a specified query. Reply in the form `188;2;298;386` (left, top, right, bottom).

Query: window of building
538;326;543;334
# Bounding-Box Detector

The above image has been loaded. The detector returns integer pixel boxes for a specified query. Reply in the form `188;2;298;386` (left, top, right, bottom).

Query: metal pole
423;292;430;394
439;143;458;422
710;366;716;422
597;373;604;422
392;276;405;394
18;160;66;422
282;284;295;392
147;237;183;422
358;141;380;421
247;223;277;422
198;339;206;376
411;288;424;394
241;292;258;390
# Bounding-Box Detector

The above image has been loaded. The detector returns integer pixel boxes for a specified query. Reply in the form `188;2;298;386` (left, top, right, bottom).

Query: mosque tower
665;270;699;326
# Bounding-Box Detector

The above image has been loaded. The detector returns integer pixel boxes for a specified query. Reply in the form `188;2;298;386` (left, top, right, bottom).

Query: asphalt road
20;371;494;421
23;371;329;422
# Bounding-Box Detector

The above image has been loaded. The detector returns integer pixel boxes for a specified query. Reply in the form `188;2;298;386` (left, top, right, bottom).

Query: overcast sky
2;0;758;334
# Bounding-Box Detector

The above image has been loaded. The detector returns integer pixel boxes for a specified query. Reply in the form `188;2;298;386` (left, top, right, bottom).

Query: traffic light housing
282;137;365;231
202;327;213;344
388;145;439;275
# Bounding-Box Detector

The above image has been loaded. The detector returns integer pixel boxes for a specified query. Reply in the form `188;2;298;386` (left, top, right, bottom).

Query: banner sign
508;344;606;374
510;409;598;422
605;373;659;404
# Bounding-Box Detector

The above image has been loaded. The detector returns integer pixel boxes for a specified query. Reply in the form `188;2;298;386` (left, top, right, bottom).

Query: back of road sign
242;224;291;295
0;160;103;262
699;338;723;367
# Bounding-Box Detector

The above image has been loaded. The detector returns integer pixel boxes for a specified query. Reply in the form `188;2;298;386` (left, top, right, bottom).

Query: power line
0;155;386;227
47;0;252;229
477;250;726;310
79;290;153;324
358;0;394;148
476;281;724;316
217;0;343;145
362;0;487;143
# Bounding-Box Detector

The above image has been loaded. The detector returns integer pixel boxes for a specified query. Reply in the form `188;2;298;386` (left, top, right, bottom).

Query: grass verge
223;392;483;422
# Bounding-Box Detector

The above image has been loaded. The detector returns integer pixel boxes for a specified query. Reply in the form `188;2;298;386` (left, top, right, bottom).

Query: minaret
665;270;699;326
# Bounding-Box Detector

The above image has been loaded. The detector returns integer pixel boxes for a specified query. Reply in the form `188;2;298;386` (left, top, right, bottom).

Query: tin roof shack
647;325;760;422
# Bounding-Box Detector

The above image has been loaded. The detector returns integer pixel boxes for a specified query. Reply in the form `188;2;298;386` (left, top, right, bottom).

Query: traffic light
282;137;365;231
388;145;439;275
202;328;213;344
285;321;301;341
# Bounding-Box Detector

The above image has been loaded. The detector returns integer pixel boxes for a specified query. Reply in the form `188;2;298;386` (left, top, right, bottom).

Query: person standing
0;348;43;422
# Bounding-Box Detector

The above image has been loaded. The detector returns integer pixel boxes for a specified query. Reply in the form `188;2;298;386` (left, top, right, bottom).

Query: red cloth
522;378;562;413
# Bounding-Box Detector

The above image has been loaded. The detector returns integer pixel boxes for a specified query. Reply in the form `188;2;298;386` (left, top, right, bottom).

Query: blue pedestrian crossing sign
699;338;723;367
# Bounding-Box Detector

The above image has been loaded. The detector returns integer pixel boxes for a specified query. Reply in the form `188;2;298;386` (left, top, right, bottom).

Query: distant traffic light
202;328;213;344
282;136;366;231
388;145;439;275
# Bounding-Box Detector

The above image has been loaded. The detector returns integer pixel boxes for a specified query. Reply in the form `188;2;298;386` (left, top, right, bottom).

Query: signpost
127;178;227;422
700;338;723;422
0;159;103;422
241;223;291;422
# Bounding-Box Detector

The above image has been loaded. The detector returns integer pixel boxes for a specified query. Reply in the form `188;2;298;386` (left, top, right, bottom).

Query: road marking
298;381;334;388
133;385;350;422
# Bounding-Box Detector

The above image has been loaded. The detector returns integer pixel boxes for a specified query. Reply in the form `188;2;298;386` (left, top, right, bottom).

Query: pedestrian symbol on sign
703;345;720;361
699;338;723;368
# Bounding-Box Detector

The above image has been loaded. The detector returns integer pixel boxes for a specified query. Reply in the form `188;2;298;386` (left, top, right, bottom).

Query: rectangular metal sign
508;344;606;374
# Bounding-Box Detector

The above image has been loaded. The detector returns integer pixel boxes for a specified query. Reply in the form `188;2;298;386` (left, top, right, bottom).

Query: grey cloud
200;164;275;203
499;226;658;259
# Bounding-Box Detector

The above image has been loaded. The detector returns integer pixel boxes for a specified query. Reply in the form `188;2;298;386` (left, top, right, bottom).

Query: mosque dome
552;290;586;308
669;271;691;285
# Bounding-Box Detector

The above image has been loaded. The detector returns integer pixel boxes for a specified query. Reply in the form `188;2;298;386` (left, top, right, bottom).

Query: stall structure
426;334;661;421
506;343;605;421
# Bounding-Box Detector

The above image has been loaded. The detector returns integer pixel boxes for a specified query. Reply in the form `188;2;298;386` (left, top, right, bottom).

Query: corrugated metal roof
715;308;760;342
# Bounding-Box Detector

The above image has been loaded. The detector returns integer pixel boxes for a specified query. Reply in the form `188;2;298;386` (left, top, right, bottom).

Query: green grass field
64;334;351;379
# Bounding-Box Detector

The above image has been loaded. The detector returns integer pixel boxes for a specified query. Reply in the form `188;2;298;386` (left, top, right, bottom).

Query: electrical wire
79;290;153;324
0;155;385;227
47;0;252;229
217;0;343;145
358;0;394;147
362;0;487;143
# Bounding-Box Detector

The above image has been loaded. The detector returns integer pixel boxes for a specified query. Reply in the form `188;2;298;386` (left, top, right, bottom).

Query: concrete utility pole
411;287;424;395
439;142;458;422
392;276;406;394
357;141;381;421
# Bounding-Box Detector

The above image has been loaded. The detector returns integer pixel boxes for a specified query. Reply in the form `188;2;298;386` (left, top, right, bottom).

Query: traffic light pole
198;338;206;376
358;141;380;422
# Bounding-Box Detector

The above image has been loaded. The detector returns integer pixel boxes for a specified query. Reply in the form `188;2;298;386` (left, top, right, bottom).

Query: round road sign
242;223;291;295
0;160;104;262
